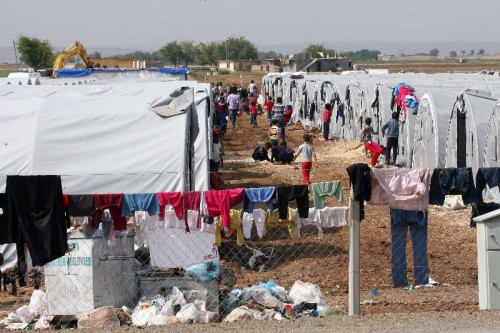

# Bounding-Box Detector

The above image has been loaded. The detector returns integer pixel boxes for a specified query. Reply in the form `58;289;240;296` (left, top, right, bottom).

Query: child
268;119;281;146
249;101;258;128
294;134;318;184
361;117;381;166
252;142;272;162
216;96;229;134
382;111;400;165
322;103;333;141
284;105;293;125
265;96;274;124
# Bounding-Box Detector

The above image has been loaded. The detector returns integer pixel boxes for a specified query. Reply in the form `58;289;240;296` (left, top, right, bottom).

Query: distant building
218;60;262;72
296;58;354;73
92;58;158;69
378;54;395;61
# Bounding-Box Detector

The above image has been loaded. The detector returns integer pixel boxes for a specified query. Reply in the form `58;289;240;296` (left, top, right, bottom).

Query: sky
1;0;499;58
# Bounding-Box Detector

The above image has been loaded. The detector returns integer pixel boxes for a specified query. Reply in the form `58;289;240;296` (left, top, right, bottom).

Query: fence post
348;187;360;316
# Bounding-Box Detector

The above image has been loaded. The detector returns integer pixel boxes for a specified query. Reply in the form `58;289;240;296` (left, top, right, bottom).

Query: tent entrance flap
457;109;467;168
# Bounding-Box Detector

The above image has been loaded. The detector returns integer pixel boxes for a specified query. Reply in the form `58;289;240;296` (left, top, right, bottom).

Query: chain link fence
0;204;351;329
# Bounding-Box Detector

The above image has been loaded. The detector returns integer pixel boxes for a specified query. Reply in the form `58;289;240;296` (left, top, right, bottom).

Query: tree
17;35;54;70
349;49;380;61
470;49;475;56
224;37;258;60
460;50;466;56
303;44;335;59
197;41;224;68
179;41;197;66
429;48;439;57
88;51;102;59
258;50;283;60
158;41;184;67
449;50;458;58
478;48;485;55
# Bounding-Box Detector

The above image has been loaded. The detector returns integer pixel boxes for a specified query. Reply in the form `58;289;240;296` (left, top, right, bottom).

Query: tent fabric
55;68;93;77
154;67;190;75
0;83;197;194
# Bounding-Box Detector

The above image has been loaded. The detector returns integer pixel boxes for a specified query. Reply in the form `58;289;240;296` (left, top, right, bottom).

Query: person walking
322;103;333;141
215;96;229;134
294;134;317;184
249;101;258;128
361;117;382;167
272;96;286;141
382;111;401;165
265;96;274;124
227;88;240;128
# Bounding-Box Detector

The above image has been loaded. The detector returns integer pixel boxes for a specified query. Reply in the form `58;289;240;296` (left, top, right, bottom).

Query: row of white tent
0;70;214;271
262;71;500;174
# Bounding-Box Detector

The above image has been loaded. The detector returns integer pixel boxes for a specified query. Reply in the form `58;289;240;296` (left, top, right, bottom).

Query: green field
0;70;10;78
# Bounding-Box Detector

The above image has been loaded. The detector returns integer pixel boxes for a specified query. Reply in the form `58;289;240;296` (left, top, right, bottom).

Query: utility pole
12;39;18;64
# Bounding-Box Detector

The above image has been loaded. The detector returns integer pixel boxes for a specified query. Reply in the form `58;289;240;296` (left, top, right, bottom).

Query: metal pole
348;187;360;316
12;39;18;64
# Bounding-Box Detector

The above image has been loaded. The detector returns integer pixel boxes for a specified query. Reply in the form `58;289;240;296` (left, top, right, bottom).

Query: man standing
272;96;286;141
227;88;240;128
248;80;256;93
382;111;400;165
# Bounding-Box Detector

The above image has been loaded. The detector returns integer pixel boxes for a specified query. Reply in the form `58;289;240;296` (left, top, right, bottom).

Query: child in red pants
294;133;317;184
361;117;381;166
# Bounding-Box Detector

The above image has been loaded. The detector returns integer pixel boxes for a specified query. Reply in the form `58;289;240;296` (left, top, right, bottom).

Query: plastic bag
257;280;288;303
131;308;155;327
220;289;241;316
288;281;329;314
183;261;220;282
241;287;282;308
16;305;36;324
77;306;120;329
29;290;48;317
175;300;206;324
160;287;186;316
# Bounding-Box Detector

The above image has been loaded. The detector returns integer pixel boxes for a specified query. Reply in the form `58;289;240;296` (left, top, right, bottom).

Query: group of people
361;111;400;167
213;79;405;189
212;80;262;132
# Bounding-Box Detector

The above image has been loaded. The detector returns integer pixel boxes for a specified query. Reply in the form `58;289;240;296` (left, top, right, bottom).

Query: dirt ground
218;105;478;315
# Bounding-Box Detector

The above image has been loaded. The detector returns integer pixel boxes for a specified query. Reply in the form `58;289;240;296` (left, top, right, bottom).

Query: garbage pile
0;290;51;330
128;286;217;326
221;280;329;322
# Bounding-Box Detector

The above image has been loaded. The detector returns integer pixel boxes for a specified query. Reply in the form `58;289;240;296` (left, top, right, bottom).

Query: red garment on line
92;194;127;231
204;189;244;229
157;192;184;219
183;191;201;232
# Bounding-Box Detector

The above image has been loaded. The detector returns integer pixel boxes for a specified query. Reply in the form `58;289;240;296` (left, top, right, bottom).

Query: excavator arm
52;41;100;77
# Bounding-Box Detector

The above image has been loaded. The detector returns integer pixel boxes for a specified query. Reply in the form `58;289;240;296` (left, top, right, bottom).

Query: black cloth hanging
0;194;8;245
309;102;316;121
429;168;479;206
276;185;309;220
68;195;97;216
346;163;371;220
476;168;500;202
471;202;500;228
5;176;69;267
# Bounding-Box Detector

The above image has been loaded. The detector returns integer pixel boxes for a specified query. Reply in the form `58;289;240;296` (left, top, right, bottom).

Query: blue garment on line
243;187;277;213
390;208;429;287
122;193;160;216
393;82;416;96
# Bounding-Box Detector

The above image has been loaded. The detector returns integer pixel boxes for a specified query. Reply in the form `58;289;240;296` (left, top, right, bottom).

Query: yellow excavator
52;41;100;77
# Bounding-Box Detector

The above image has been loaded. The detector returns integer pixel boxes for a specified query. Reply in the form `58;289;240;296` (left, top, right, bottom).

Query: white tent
0;82;197;194
484;102;500;167
445;89;499;174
